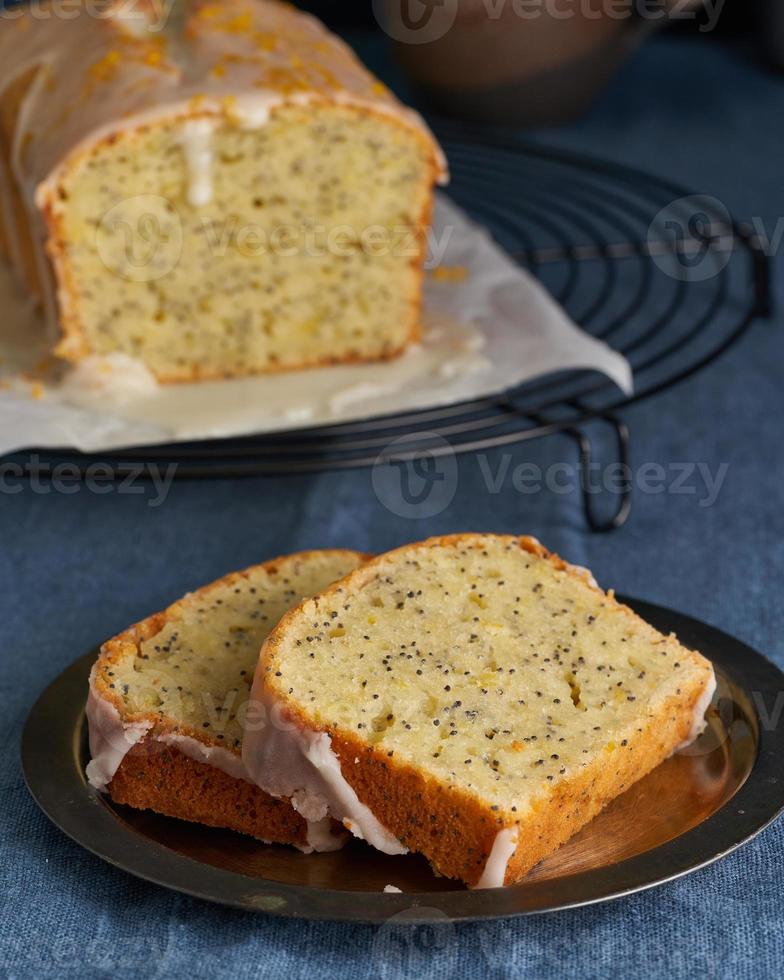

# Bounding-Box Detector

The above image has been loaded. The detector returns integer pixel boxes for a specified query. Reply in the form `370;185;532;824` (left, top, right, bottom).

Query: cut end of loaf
44;103;438;381
1;0;445;383
258;534;716;886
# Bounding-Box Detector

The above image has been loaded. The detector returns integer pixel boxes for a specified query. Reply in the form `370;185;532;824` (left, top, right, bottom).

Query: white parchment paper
0;196;631;454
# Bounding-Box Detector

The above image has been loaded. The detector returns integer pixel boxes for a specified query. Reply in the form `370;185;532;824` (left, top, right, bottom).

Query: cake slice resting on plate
86;548;367;850
244;534;716;886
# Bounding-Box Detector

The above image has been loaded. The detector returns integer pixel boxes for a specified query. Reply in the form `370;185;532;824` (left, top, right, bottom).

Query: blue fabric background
2;32;783;980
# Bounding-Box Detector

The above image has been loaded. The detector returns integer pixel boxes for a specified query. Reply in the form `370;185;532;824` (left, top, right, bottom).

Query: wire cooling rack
15;122;771;530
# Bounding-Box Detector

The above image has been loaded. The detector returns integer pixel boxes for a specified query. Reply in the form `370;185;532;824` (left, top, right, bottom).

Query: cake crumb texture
91;548;367;843
261;534;716;885
0;0;443;380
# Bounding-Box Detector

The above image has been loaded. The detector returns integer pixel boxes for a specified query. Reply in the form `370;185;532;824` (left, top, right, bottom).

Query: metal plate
21;599;784;923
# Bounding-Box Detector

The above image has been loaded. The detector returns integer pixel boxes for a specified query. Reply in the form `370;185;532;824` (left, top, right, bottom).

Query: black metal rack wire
12;123;771;531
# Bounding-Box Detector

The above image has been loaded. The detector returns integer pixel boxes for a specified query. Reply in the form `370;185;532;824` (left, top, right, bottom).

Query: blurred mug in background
375;0;712;125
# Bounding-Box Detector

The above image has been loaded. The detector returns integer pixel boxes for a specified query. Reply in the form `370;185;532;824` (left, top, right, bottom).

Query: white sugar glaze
84;669;346;852
473;828;519;890
180;118;215;207
59;353;159;403
676;669;717;752
84;665;153;791
241;690;407;856
0;0;446;208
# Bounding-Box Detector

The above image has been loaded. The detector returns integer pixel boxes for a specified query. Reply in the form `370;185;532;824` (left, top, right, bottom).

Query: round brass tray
21;599;784;923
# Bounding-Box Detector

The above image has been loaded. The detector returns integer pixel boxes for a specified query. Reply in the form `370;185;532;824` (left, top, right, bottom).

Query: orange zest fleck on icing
430;265;469;284
89;50;121;82
196;4;223;19
143;48;165;67
222;12;253;33
254;32;278;52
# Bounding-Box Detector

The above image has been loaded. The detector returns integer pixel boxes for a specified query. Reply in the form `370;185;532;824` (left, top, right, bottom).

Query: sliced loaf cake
87;548;367;850
0;1;444;381
243;534;716;885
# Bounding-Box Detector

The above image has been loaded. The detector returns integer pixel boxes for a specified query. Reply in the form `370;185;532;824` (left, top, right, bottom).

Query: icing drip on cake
0;0;445;210
473;828;519;890
84;666;153;791
242;693;407;856
180;118;215;206
676;670;717;751
84;668;346;853
59;353;159;403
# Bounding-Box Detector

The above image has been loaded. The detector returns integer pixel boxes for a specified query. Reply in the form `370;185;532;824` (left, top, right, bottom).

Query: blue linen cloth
1;32;783;980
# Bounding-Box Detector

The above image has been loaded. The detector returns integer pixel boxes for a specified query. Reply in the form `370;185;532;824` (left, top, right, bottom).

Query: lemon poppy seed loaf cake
0;0;445;382
86;549;367;849
243;534;716;886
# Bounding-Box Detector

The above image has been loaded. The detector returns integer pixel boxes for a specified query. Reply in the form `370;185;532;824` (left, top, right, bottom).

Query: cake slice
86;548;367;850
243;534;716;885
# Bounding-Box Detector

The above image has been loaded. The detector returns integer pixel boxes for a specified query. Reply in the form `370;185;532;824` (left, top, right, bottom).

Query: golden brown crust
110;741;309;845
0;67;46;302
502;682;707;883
262;534;715;885
92;549;370;843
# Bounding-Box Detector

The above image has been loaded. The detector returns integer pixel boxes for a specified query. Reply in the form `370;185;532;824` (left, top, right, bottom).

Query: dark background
297;0;781;66
300;1;747;35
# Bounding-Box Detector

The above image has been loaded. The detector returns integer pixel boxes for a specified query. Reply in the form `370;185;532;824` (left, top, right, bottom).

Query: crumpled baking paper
0;195;631;454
